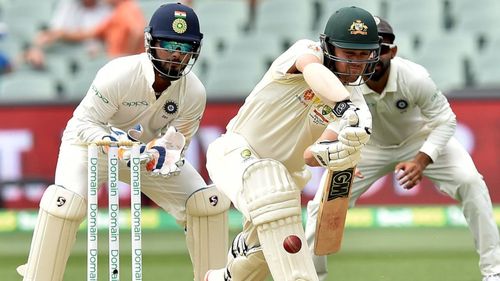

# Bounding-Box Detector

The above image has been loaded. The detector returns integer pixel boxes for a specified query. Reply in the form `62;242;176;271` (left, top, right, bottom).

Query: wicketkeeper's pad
186;185;231;281
20;185;86;281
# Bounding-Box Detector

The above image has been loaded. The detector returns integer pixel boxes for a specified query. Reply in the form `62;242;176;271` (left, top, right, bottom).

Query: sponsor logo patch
332;101;350;117
56;196;66;207
209;195;218;206
91;84;109;104
122;101;149;107
240;149;252;159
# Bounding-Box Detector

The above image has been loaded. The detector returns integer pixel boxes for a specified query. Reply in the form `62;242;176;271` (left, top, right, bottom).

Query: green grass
0;228;480;280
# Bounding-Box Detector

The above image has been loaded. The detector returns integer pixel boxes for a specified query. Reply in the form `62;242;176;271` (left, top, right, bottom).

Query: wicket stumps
87;142;143;281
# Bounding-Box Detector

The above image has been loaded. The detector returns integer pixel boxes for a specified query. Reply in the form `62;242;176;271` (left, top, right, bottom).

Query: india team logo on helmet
172;10;187;34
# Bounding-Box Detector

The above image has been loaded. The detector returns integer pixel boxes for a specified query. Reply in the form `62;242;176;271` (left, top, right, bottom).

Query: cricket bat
314;167;355;255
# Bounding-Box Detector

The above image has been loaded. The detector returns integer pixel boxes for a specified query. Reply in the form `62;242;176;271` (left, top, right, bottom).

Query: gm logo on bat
327;168;354;201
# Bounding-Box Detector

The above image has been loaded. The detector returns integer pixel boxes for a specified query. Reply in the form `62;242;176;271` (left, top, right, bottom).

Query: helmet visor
148;39;201;79
159;40;195;53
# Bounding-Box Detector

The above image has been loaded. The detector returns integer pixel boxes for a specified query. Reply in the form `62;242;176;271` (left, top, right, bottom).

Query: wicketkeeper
17;3;229;281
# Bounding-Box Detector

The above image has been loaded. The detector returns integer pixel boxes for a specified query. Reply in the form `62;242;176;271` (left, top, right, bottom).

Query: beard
153;60;185;80
369;59;391;81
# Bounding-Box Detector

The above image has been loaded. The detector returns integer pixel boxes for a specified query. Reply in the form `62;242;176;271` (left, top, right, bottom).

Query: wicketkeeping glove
101;124;144;159
102;124;143;143
143;126;186;177
310;140;362;171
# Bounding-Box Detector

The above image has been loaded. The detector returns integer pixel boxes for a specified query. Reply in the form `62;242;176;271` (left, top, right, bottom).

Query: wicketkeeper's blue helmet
144;3;203;79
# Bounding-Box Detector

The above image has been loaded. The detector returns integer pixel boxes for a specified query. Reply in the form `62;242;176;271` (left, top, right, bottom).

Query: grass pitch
0;228;480;281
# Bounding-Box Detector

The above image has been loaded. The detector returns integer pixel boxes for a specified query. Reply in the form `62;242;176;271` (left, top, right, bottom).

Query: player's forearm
413;151;433;169
302;62;350;107
304;128;339;167
304;149;321;167
294;54;350;106
72;89;119;143
418;89;457;161
74;118;110;143
420;116;456;161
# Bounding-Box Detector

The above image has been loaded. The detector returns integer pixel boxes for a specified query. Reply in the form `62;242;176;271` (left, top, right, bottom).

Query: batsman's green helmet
323;6;380;50
320;6;381;84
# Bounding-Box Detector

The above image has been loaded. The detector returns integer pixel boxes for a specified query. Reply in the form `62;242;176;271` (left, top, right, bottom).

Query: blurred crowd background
0;0;499;211
0;0;498;103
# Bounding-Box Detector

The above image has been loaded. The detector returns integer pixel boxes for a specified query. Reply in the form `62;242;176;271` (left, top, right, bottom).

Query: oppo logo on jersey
122;101;149;107
91;85;109;104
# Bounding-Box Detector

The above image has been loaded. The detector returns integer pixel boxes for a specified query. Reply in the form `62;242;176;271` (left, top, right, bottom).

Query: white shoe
16;263;27;277
204;268;227;281
204;270;211;281
483;273;500;281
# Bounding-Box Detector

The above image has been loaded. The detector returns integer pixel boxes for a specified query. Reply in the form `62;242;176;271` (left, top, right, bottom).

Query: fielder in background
204;6;379;281
18;3;230;281
305;16;500;281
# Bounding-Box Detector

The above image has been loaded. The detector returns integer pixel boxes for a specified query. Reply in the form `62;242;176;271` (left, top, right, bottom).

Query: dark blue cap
147;2;203;44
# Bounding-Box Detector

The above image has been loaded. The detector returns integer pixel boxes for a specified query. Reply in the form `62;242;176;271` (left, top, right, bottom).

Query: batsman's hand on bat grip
336;100;371;136
337;104;371;149
338;125;370;149
310;140;362;170
144;127;186;177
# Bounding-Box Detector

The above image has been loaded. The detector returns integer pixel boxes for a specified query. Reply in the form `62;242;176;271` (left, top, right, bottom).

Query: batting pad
22;185;86;281
242;160;319;281
186;185;231;281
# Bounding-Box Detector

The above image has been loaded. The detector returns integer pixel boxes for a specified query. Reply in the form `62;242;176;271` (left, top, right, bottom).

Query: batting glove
338;126;370;149
310;140;362;170
334;100;372;135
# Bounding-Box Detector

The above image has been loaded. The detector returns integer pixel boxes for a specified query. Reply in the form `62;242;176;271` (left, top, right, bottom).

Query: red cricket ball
283;235;302;254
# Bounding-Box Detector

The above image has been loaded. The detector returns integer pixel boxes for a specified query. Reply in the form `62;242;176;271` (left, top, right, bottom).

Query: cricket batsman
17;3;230;281
204;6;380;281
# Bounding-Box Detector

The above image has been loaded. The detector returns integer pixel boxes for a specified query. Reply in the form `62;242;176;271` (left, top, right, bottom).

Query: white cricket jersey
356;56;456;161
226;39;368;173
62;53;206;149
